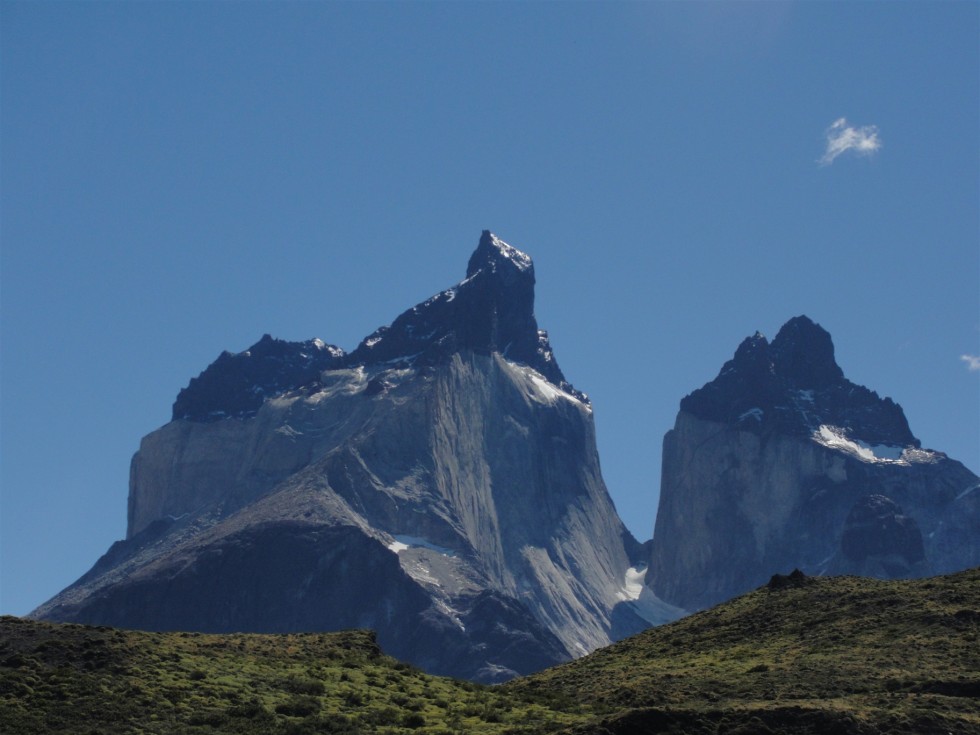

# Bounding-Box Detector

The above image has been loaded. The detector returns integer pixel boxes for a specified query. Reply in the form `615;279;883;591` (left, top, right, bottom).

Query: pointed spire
466;231;534;279
770;315;843;389
345;232;577;396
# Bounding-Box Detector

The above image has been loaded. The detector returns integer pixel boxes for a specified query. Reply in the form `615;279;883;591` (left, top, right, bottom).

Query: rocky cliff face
34;232;676;682
650;316;979;611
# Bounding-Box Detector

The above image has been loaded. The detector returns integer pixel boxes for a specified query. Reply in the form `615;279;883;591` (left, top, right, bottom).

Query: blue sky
2;1;977;616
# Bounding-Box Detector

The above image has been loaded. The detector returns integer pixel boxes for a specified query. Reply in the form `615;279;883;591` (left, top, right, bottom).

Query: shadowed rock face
840;494;925;567
173;335;344;422
34;232;672;681
680;316;916;446
651;316;979;611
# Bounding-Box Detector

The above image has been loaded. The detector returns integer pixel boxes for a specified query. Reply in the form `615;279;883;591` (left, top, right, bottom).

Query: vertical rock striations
34;232;675;682
650;316;979;611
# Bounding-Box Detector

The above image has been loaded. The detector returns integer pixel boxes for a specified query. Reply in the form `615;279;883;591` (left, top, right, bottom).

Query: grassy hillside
0;617;578;734
508;568;980;734
3;569;978;734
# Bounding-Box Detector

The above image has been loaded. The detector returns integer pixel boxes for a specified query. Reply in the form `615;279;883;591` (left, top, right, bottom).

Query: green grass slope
3;568;978;734
0;618;577;734
507;568;980;734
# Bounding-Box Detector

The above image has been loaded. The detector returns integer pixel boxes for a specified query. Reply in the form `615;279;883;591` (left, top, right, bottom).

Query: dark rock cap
174;232;585;422
345;231;537;366
172;335;344;421
345;231;581;398
466;230;535;280
770;316;844;390
680;315;918;447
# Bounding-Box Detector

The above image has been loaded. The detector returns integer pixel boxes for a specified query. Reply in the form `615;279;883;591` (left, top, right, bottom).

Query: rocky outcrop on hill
34;232;678;682
650;316;979;611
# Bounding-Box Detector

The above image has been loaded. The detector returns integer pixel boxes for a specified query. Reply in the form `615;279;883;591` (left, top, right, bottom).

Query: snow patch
813;425;906;463
275;424;303;439
506;360;588;410
305;367;369;403
900;448;942;464
619;566;647;601
388;535;456;557
617;565;688;626
489;234;532;271
434;599;465;631
529;374;567;403
738;408;764;422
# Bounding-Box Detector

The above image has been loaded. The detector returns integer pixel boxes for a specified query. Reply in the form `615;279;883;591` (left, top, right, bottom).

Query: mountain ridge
173;231;583;425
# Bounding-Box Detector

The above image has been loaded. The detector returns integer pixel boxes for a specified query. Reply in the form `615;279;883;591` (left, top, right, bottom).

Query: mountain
32;231;676;682
650;315;980;611
6;568;979;734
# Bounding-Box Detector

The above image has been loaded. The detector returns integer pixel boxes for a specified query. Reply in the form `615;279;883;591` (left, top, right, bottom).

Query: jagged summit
173;334;344;421
345;231;581;397
347;231;542;371
721;317;843;388
681;315;917;448
174;232;585;422
652;316;979;612
466;230;534;277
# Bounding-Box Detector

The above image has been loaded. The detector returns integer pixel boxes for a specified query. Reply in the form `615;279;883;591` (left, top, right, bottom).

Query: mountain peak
680;316;916;446
730;332;772;372
770;315;844;389
466;231;534;278
347;231;581;398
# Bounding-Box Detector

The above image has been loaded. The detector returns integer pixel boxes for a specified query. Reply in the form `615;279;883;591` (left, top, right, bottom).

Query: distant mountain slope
650;316;979;611
31;232;668;682
5;569;979;734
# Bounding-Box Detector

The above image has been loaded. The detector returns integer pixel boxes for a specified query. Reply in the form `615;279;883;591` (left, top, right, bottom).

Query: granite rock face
650;316;979;611
838;494;925;577
34;232;676;681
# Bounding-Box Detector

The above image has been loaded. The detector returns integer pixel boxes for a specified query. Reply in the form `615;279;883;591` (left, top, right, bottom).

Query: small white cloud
961;354;980;372
819;117;881;166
